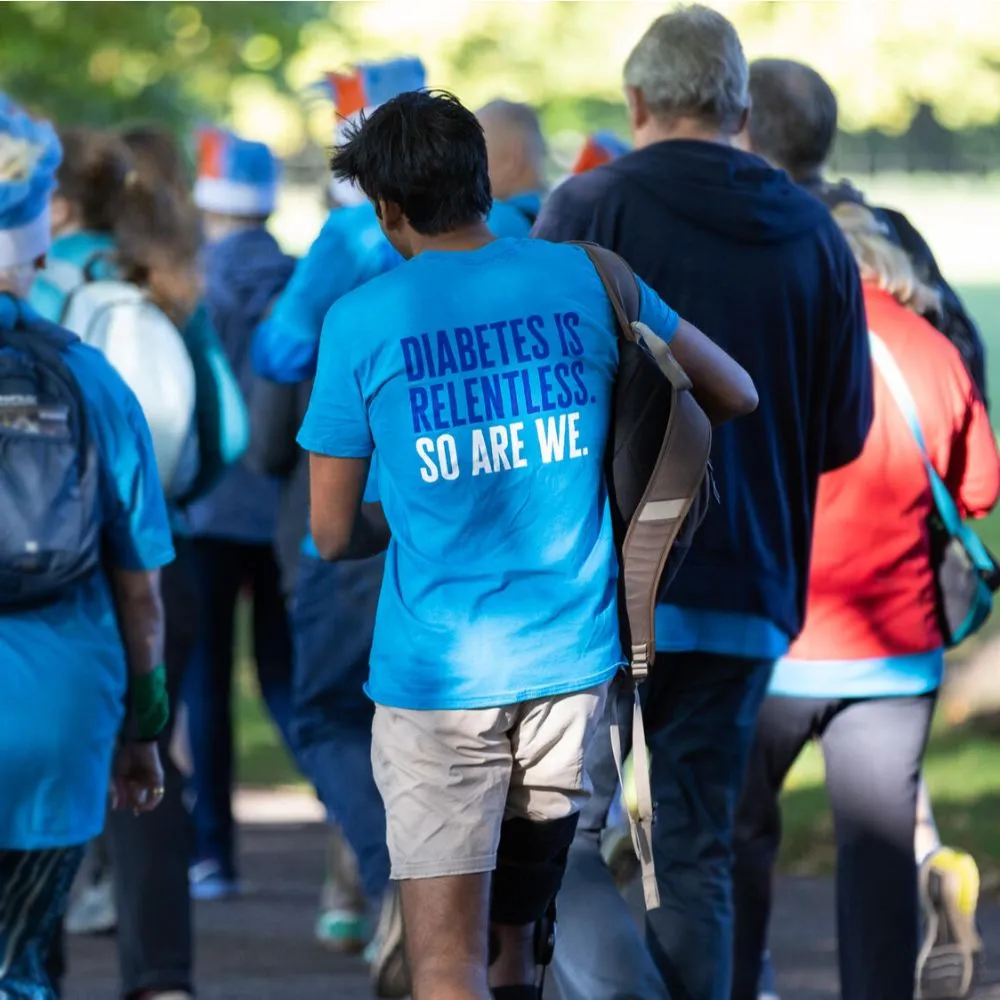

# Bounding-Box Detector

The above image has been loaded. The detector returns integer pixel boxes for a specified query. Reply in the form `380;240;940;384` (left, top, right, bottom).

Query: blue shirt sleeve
253;206;400;384
67;346;175;571
636;274;680;344
296;295;373;459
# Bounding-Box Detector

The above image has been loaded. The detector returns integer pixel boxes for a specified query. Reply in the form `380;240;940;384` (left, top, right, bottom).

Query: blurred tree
0;1;327;132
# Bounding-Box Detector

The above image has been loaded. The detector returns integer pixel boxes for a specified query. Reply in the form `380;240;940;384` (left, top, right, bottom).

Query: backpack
574;243;714;909
62;280;199;500
0;295;102;607
869;331;1000;647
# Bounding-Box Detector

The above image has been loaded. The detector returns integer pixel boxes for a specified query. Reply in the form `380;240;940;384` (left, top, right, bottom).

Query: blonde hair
832;202;941;316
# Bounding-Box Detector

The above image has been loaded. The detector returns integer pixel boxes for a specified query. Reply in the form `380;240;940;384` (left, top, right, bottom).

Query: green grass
781;720;1000;888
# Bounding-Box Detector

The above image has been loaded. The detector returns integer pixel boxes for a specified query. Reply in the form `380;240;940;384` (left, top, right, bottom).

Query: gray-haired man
534;8;872;1000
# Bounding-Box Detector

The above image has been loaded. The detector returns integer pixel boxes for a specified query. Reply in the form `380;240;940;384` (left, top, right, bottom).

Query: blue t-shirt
0;301;174;849
298;237;679;710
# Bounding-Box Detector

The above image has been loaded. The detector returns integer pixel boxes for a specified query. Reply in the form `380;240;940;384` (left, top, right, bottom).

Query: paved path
63;793;1000;1000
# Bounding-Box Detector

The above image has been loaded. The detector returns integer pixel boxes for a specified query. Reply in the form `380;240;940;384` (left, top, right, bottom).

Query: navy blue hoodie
534;140;873;646
187;227;296;542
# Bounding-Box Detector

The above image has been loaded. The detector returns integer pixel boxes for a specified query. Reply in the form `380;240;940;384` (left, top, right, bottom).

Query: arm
110;568;165;679
635;276;757;426
244;375;306;479
668;318;758;425
947;378;1000;520
307;454;390;560
253;208;399;384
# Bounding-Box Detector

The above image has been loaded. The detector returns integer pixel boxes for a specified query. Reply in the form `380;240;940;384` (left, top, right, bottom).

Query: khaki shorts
371;684;608;880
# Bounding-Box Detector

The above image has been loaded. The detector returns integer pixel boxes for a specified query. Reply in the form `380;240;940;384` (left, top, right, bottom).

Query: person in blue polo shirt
299;88;755;1000
0;94;174;1000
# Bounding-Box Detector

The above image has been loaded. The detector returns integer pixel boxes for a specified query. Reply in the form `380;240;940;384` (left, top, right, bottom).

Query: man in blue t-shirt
0;98;175;999
299;89;755;1000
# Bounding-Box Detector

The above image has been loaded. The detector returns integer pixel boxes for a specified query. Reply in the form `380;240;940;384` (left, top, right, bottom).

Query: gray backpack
0;296;101;607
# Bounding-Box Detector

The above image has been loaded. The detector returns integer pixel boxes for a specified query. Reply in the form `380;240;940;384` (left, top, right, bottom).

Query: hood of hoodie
612;140;829;245
203;226;295;384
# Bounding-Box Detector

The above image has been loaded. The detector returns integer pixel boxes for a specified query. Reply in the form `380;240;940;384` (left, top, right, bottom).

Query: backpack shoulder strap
571;242;640;339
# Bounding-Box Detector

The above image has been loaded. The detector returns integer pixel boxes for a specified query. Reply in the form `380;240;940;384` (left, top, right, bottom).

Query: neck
51;220;81;240
634;116;734;150
410;220;496;256
493;171;541;202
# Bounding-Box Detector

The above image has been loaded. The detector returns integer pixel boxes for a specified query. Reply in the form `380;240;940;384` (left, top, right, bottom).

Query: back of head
193;128;279;239
55;127;132;234
624;4;749;133
747;59;838;181
120;125;192;194
476;99;547;197
333;89;492;238
0;94;61;295
832;202;940;316
324;57;428;208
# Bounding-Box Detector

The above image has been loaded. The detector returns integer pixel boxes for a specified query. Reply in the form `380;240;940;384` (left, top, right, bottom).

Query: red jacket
789;285;1000;661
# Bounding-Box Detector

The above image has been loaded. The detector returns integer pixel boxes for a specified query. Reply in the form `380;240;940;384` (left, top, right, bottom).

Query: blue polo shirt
0;298;174;849
298;237;679;710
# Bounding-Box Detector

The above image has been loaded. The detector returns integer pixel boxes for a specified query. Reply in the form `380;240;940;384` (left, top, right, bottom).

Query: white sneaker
65;877;117;935
916;847;982;999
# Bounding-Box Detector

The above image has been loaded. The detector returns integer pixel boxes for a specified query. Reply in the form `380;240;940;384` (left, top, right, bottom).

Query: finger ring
152;786;165;796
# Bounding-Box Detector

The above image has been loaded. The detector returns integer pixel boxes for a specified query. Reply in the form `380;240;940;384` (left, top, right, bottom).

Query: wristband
129;664;170;742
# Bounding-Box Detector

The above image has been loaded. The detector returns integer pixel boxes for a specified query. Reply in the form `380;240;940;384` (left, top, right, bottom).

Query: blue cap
0;94;61;267
193;127;279;217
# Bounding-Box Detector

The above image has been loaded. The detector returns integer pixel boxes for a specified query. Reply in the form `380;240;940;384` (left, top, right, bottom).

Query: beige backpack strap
609;676;660;910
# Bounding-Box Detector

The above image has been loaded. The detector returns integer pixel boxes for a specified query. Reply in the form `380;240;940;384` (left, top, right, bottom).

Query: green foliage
0;1;326;129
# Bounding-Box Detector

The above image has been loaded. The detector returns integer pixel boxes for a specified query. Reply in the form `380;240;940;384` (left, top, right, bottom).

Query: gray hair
747;59;838;181
624;5;749;133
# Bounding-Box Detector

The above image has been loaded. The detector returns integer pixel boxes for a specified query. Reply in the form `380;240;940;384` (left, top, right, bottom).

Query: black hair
747;59;838;182
332;90;492;236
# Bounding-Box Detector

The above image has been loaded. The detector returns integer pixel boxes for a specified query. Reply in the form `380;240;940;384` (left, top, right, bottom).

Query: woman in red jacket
733;202;1000;1000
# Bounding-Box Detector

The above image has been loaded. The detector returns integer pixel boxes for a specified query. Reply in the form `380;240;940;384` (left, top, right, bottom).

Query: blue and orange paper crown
317;56;427;120
572;132;631;174
193;127;279;217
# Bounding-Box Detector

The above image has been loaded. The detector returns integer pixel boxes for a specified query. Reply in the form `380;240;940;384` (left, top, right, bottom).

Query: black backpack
0;294;102;607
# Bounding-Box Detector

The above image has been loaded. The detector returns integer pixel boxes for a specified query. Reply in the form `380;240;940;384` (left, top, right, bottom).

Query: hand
112;741;165;813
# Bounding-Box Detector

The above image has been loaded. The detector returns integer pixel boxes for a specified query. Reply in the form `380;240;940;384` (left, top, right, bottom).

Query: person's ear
736;105;750;139
378;199;404;234
625;85;649;135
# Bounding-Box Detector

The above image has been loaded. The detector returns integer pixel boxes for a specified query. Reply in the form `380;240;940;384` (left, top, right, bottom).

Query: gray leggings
732;692;936;1000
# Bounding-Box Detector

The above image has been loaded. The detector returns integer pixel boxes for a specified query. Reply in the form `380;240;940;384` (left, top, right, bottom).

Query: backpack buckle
631;644;650;682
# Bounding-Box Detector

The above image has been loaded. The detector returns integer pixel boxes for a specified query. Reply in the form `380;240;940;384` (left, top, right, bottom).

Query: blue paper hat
0;94;61;267
193;127;279;217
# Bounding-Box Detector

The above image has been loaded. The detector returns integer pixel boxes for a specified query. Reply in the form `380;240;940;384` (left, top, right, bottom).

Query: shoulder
546;164;624;213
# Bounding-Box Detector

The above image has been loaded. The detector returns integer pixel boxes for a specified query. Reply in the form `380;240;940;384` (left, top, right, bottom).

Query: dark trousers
552;652;774;1000
732;693;936;1000
183;537;295;876
290;553;390;903
1;846;85;1000
106;538;199;998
